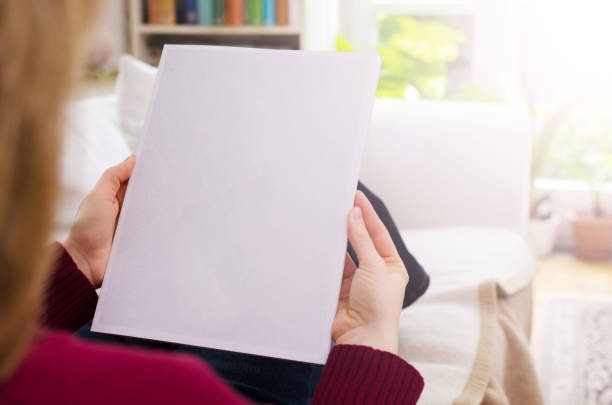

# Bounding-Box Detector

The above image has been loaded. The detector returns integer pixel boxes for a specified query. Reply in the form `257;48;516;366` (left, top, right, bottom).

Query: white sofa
57;55;538;405
363;98;531;234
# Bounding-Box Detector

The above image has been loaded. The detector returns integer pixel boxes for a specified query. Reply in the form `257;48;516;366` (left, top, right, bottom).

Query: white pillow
116;54;157;152
54;95;131;241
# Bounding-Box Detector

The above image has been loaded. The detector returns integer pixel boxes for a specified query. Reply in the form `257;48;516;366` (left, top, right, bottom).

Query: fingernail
353;207;363;223
124;154;135;163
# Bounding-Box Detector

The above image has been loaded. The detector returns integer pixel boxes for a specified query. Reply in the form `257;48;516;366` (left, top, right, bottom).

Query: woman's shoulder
0;330;251;405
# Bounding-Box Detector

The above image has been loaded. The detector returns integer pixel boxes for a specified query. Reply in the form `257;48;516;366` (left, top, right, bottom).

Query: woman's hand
331;191;408;355
63;155;136;288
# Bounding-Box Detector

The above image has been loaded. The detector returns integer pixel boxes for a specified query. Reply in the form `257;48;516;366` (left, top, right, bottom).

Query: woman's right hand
331;191;408;355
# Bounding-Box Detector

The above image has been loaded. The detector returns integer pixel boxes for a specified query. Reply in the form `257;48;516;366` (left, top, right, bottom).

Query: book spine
225;0;243;25
176;0;185;23
147;0;160;24
276;0;288;25
243;0;250;24
185;0;198;24
170;0;178;24
263;0;275;26
249;0;263;25
143;0;150;23
213;0;224;24
159;0;176;25
197;0;213;25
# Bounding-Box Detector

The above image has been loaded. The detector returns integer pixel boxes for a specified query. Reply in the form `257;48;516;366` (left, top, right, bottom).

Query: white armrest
360;99;531;235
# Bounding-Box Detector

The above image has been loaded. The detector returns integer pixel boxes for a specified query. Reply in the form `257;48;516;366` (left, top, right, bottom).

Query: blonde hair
0;0;101;380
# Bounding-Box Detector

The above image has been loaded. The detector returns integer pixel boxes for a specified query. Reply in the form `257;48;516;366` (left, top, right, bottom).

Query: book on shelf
224;0;243;25
143;0;297;27
186;0;198;24
197;0;214;25
160;0;176;24
276;0;288;25
148;0;176;25
176;0;185;23
143;0;149;23
147;0;158;23
243;0;250;24
263;0;275;26
249;0;263;25
213;0;224;24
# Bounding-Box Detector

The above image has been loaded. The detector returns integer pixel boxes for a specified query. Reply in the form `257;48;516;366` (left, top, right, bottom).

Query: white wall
302;0;340;50
338;0;376;50
91;0;126;71
471;0;522;101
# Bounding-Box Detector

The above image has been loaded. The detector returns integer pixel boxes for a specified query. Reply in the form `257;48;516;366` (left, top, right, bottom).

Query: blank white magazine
92;45;381;364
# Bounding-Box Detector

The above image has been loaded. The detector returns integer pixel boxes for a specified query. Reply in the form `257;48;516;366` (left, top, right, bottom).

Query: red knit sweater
0;246;423;404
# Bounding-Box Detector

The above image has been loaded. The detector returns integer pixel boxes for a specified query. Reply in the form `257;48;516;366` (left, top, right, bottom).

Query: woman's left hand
63;155;136;288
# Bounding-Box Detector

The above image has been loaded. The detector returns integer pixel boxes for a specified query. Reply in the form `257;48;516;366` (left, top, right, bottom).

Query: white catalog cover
92;45;381;364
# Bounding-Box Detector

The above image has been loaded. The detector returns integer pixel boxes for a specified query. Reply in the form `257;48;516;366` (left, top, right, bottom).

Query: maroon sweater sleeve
41;243;98;331
313;345;424;404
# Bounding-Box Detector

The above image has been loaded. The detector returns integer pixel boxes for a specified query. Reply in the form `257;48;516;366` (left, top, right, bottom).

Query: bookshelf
128;0;304;64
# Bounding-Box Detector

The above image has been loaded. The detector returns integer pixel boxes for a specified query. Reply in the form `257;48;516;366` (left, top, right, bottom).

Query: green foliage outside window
337;16;499;101
376;15;466;98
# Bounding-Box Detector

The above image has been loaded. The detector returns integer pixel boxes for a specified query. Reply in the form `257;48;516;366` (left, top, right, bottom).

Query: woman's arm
312;345;423;404
41;156;136;331
41;243;98;331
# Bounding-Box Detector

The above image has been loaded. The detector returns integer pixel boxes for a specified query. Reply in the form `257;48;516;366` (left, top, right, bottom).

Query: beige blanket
455;282;543;405
398;228;541;405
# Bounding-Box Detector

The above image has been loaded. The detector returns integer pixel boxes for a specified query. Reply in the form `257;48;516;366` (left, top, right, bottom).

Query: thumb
96;155;136;196
347;206;383;269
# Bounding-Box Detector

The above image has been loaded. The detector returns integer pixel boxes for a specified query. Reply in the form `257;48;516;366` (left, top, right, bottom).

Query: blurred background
68;2;612;402
87;0;612;260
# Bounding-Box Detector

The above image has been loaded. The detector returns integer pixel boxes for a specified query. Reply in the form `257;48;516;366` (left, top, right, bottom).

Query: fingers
338;253;356;301
354;190;399;260
96;155;136;196
342;252;356;280
117;182;129;206
347;206;383;267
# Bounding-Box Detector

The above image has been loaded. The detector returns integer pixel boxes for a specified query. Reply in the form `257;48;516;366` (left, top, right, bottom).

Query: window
521;0;612;185
341;0;612;185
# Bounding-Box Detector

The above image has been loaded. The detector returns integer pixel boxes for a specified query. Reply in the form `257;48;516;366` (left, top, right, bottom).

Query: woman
0;1;423;404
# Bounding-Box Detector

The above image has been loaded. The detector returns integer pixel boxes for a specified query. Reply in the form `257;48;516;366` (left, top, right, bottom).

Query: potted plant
543;101;612;260
571;191;612;260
